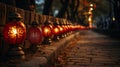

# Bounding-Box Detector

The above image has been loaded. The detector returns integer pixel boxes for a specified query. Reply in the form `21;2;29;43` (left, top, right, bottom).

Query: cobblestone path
54;30;120;67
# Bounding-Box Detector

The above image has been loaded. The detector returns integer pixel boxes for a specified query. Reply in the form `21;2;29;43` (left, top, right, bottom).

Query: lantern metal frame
42;20;53;44
52;21;60;41
28;21;43;53
3;12;26;62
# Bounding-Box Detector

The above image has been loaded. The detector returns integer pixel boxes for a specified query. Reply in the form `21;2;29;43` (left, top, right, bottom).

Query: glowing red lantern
52;19;61;41
28;21;43;45
58;21;65;38
3;12;26;61
42;20;53;44
59;19;64;34
58;26;64;34
42;26;52;37
52;26;60;35
3;21;26;45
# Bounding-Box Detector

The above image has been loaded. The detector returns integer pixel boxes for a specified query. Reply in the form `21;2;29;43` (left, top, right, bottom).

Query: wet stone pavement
53;30;120;67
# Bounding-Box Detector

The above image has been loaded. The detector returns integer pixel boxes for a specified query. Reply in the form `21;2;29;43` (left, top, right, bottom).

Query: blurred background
35;0;120;29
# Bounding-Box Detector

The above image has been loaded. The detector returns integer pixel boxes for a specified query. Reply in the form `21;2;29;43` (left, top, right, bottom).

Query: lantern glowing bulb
11;27;17;35
60;27;63;31
112;17;115;21
88;17;92;22
12;28;17;35
52;26;60;35
43;27;51;35
42;26;52;37
90;8;93;11
3;21;26;45
44;28;49;33
90;4;93;7
54;28;59;33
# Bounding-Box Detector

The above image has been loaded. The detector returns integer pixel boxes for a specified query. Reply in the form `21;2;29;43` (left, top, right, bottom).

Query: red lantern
52;26;60;35
28;26;43;44
3;12;26;61
42;20;53;44
3;21;26;45
58;26;64;34
42;26;52;37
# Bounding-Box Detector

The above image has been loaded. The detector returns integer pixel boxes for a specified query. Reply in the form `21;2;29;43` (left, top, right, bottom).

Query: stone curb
18;32;79;67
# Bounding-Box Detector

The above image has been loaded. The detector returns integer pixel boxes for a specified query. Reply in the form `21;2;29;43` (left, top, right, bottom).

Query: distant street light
112;17;115;21
88;3;94;29
90;4;94;7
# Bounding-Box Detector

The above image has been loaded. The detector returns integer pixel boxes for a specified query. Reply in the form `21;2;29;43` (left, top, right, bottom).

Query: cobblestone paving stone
53;30;120;67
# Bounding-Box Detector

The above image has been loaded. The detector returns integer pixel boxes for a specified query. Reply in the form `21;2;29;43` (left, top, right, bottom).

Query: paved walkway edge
18;32;79;67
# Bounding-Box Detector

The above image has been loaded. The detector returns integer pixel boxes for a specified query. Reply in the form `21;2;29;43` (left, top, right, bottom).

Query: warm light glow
42;26;52;37
11;26;17;35
88;11;92;14
81;26;85;29
13;28;17;35
88;17;93;28
90;4;93;7
112;17;115;21
8;26;17;38
59;27;63;31
54;27;59;33
90;8;93;11
3;22;26;45
44;28;49;33
88;17;92;21
8;26;24;39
